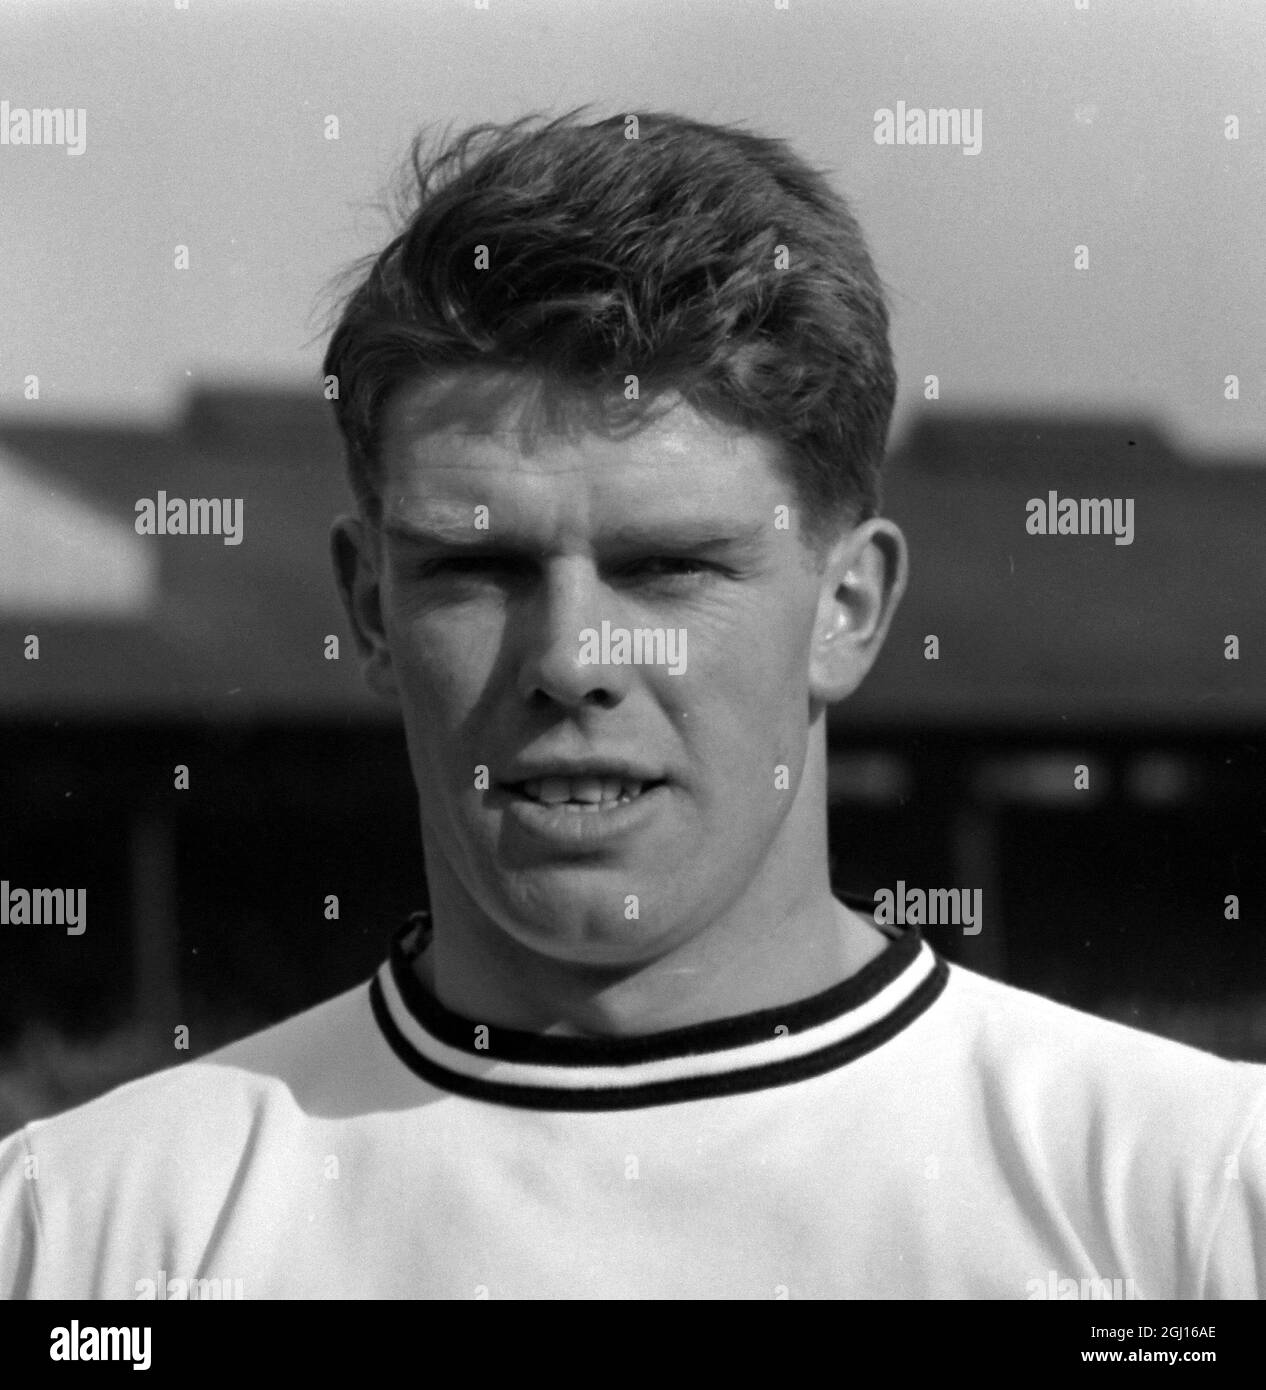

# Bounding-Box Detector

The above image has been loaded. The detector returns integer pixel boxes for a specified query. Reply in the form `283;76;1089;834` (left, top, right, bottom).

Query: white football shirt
1;913;1263;1299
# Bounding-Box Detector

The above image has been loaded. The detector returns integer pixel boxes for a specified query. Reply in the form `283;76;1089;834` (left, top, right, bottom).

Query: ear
808;517;907;705
331;513;400;703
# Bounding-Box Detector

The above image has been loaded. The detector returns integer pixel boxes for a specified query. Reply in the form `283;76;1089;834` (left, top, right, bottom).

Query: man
1;111;1262;1299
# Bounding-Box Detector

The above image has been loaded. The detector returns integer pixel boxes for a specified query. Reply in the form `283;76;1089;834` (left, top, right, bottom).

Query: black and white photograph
0;0;1262;1347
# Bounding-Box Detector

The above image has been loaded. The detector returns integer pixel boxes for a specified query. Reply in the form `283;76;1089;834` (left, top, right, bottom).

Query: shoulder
0;976;444;1298
933;961;1266;1159
927;965;1266;1297
0;977;407;1190
942;962;1264;1079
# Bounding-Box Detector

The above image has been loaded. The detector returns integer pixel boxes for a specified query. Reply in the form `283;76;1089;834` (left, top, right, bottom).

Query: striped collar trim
370;914;948;1111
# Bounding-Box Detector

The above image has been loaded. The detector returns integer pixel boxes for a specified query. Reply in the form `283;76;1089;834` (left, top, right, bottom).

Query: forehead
377;375;791;533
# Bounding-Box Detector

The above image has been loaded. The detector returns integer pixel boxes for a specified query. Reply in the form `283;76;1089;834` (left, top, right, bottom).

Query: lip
493;780;669;849
501;760;663;784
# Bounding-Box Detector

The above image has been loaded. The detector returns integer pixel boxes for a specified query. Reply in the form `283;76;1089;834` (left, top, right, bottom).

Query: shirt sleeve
0;1127;41;1299
1199;1084;1266;1298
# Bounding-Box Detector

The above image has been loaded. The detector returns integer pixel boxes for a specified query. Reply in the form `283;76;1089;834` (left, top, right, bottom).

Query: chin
496;902;686;972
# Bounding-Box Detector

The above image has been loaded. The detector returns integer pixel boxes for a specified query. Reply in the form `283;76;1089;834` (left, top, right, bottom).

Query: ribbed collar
370;900;947;1111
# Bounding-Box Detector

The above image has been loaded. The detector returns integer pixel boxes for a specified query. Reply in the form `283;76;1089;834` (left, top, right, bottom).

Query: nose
515;558;632;711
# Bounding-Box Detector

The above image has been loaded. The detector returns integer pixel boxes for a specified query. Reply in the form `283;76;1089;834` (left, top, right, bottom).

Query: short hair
323;110;896;548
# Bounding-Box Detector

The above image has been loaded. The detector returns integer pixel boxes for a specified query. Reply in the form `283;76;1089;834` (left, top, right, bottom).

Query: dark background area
1;390;1263;1134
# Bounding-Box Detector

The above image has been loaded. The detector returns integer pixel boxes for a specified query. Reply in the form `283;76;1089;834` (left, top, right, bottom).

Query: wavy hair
323;110;895;546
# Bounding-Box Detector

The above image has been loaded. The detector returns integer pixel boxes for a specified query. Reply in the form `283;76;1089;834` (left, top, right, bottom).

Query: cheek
390;635;498;792
674;668;808;798
694;625;813;781
691;606;812;716
390;605;501;708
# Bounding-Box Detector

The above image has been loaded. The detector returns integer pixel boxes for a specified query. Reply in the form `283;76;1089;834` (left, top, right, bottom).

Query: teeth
519;777;649;807
537;777;572;805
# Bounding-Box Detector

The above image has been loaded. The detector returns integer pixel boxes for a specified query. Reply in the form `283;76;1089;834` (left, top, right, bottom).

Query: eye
623;557;716;580
416;555;516;579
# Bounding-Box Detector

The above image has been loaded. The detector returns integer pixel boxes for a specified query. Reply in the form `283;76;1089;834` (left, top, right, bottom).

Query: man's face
362;382;841;969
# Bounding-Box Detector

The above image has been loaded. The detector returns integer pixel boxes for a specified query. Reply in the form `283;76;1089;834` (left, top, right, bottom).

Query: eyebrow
381;518;768;552
382;519;491;547
601;520;767;550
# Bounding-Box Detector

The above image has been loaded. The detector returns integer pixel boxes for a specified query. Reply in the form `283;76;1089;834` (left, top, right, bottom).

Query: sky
1;0;1263;457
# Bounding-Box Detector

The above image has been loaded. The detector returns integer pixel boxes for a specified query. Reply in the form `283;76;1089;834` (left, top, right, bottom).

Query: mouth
505;776;667;811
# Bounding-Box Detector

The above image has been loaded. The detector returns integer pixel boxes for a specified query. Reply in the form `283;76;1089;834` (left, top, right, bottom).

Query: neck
418;885;886;1039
